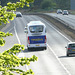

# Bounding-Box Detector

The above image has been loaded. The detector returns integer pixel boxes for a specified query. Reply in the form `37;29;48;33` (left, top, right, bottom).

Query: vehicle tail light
68;48;71;50
28;37;30;44
45;36;46;43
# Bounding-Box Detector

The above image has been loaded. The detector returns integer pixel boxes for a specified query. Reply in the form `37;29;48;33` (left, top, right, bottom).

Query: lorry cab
24;21;47;50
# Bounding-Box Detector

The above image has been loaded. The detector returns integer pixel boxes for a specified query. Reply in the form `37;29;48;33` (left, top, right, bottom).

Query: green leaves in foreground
0;31;13;46
0;31;38;75
0;0;37;75
0;0;34;25
0;44;38;75
0;31;13;37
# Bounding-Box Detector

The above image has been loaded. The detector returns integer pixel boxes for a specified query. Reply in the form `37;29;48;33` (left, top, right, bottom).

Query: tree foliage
54;0;70;9
41;0;56;9
0;44;38;75
35;0;70;10
0;0;38;75
0;31;13;46
0;0;70;10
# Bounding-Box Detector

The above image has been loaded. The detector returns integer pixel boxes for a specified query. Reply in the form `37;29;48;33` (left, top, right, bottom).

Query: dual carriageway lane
0;14;75;75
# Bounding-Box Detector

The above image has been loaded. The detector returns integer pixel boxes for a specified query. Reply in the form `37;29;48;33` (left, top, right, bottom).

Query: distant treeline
0;0;70;10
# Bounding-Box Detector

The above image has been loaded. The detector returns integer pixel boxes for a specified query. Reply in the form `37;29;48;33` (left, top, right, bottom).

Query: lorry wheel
45;47;47;50
67;53;69;57
28;47;30;51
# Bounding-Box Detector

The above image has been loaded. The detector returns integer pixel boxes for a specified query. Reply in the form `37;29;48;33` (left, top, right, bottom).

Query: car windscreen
58;10;62;12
69;44;75;48
63;11;67;13
29;25;44;33
16;14;21;16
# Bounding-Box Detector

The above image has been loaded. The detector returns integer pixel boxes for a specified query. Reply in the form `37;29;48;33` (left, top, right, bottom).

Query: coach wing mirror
65;46;67;48
24;30;28;33
24;27;28;33
25;27;27;30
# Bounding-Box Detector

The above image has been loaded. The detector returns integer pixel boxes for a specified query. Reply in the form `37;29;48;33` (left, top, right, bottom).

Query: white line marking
47;44;71;75
48;24;71;42
14;19;29;71
14;26;21;44
37;16;72;74
6;27;14;32
3;18;29;71
37;16;72;42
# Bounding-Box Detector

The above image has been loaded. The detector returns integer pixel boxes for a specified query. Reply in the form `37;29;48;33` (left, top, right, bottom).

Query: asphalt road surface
0;15;75;75
45;13;75;30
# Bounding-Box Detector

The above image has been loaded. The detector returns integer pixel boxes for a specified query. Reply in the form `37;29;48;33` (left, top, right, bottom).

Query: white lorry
24;21;47;50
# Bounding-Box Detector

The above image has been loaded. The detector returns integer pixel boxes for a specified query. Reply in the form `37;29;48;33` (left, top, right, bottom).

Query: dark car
65;42;75;56
16;12;22;17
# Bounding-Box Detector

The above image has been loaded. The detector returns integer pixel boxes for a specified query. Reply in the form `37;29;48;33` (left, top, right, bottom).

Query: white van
24;21;47;50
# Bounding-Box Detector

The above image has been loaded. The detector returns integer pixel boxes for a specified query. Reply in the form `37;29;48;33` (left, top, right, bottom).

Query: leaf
0;0;38;75
26;0;34;2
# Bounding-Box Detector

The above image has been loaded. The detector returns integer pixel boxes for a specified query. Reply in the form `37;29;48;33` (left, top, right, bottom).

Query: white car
16;12;22;17
62;10;69;15
57;9;62;14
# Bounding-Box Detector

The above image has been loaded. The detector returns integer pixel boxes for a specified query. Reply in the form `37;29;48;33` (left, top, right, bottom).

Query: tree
33;0;44;8
0;0;38;75
54;0;70;9
0;0;19;6
41;0;56;9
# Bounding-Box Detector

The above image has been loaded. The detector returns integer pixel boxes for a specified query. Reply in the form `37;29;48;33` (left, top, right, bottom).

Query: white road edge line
47;44;71;75
4;19;29;71
6;27;14;32
10;16;72;73
38;16;72;74
14;25;29;71
38;16;72;42
14;26;21;44
48;24;72;42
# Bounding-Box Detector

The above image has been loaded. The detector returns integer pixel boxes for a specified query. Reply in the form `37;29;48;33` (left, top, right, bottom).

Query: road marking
14;26;21;44
38;16;72;75
6;16;72;73
38;16;72;42
13;19;29;71
47;44;71;75
48;23;71;42
6;27;14;32
3;18;29;71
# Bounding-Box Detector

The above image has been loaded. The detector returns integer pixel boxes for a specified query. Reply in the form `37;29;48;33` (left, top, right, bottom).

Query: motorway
0;14;75;75
45;13;75;30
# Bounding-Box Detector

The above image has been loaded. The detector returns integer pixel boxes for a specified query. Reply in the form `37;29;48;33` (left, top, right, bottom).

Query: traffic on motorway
57;9;69;15
15;15;75;75
1;14;75;75
45;12;75;30
1;0;75;75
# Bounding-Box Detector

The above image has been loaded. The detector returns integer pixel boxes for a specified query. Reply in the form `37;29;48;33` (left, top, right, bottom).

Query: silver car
16;12;22;17
57;9;62;14
62;10;69;15
65;42;75;56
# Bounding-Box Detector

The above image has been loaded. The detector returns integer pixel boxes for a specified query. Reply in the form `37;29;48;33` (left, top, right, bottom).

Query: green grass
69;10;75;15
